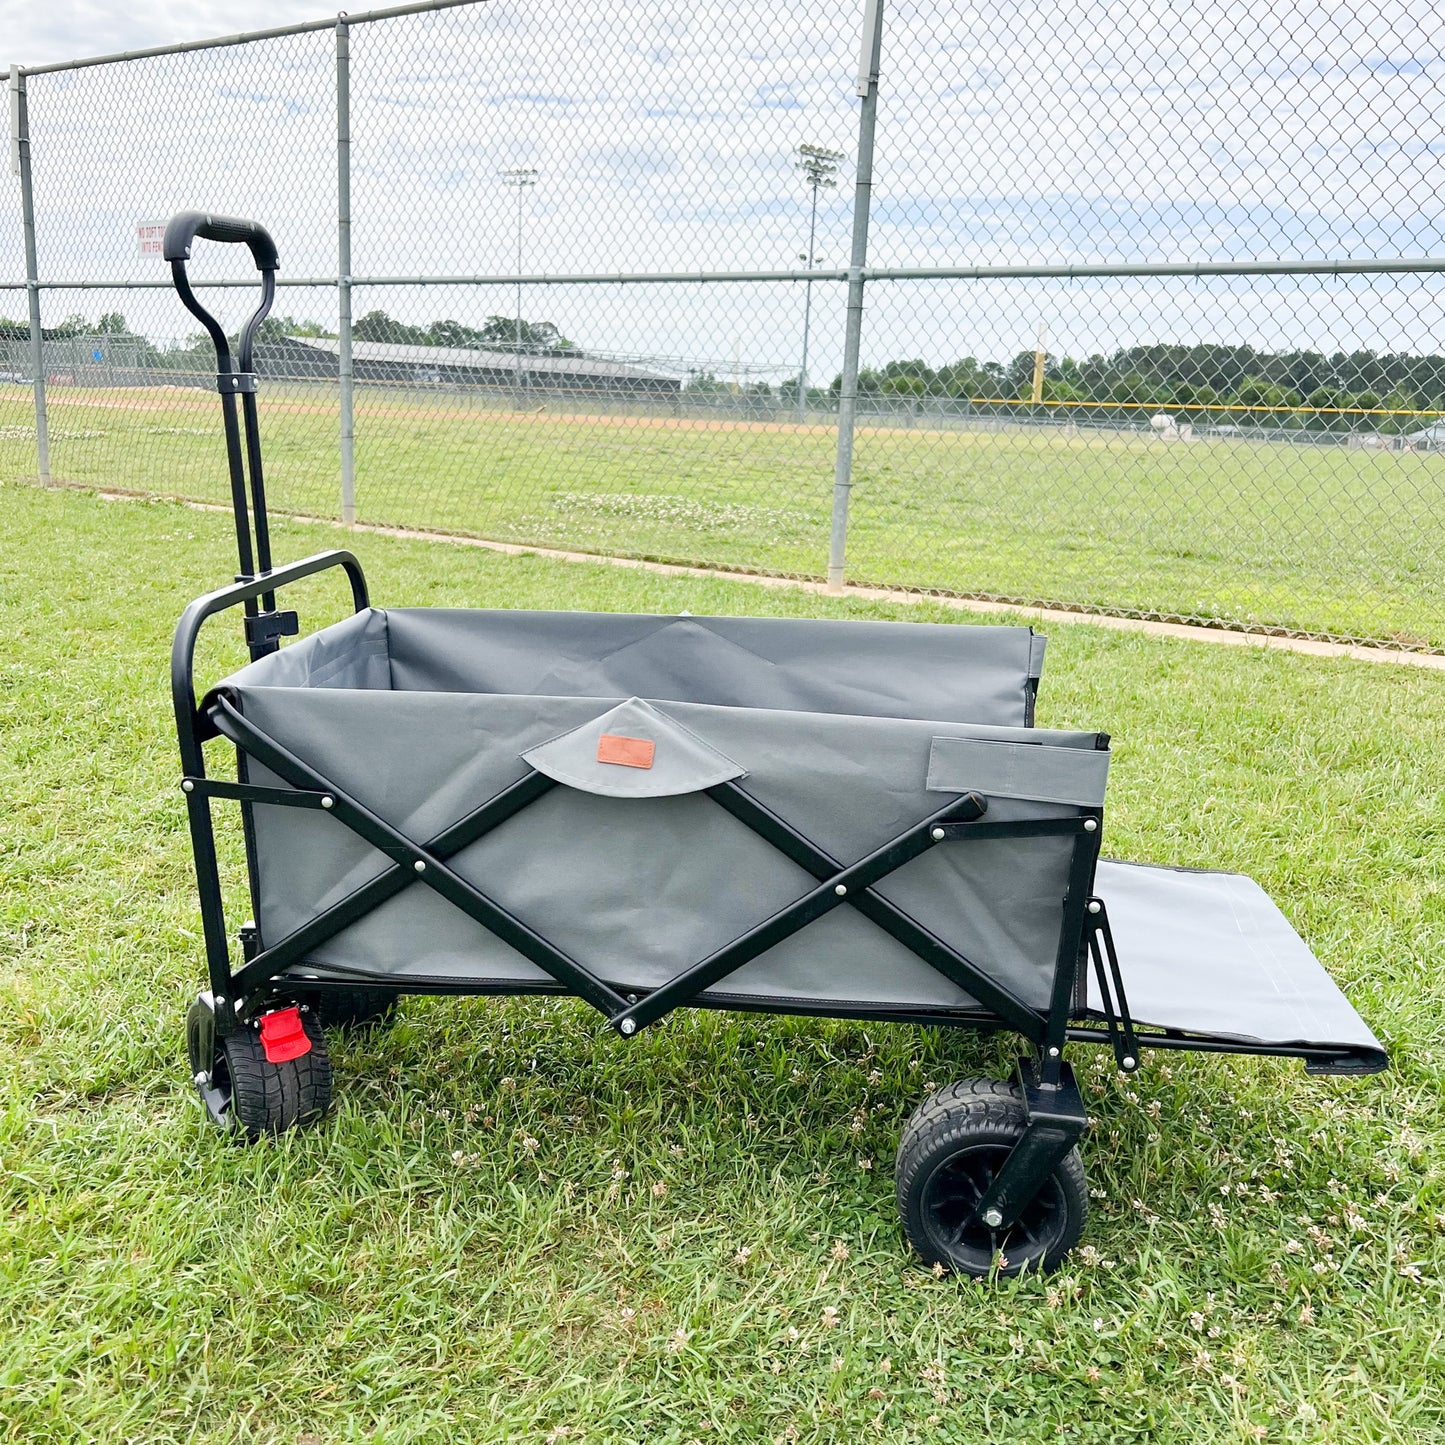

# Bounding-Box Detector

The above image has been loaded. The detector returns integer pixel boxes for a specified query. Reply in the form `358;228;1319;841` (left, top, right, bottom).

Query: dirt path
88;485;1445;671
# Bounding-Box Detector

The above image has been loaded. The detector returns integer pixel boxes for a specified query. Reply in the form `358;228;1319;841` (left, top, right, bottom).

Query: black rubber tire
896;1077;1087;1279
221;1011;333;1140
304;988;398;1031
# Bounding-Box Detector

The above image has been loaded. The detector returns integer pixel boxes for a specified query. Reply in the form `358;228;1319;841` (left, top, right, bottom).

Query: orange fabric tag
597;734;655;769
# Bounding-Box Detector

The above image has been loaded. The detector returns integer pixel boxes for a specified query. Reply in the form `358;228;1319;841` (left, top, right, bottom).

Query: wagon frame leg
939;822;1103;1235
966;1056;1089;1233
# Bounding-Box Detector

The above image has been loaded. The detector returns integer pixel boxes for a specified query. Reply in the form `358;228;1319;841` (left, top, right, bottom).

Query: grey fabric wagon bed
165;209;1383;1278
216;608;1381;1076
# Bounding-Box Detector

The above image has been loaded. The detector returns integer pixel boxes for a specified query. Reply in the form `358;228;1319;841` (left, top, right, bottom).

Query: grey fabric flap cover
522;698;746;797
927;736;1109;806
1028;632;1047;682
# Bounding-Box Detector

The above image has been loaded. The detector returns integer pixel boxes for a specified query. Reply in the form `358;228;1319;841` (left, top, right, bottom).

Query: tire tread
224;1012;332;1139
306;988;397;1031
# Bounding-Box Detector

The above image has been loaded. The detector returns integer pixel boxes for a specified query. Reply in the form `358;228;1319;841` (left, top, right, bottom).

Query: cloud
3;0;1444;375
753;83;804;110
10;0;340;67
485;92;578;108
589;144;675;177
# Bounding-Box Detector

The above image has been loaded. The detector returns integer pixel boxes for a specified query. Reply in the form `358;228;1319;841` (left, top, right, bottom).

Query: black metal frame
165;212;1381;1240
180;653;1115;1227
193;689;1111;1047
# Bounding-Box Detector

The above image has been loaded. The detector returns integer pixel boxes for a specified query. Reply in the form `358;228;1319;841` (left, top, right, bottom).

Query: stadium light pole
795;143;843;425
500;167;538;398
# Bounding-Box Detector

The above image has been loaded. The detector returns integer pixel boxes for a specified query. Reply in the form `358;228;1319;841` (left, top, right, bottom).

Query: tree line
352;310;578;354
691;345;1445;430
830;345;1445;430
7;314;1443;430
2;311;135;342
1;309;578;374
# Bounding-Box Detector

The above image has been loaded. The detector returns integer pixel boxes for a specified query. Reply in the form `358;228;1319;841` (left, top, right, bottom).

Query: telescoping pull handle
164;210;282;629
162;209;279;355
162;211;279;272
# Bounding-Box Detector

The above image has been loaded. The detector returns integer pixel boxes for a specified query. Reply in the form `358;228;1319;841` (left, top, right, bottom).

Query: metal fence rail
5;0;1444;651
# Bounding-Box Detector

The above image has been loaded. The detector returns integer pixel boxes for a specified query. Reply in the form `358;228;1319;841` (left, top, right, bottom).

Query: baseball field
2;382;1443;649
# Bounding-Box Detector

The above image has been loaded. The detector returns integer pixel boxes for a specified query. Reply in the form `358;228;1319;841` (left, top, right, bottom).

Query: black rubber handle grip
163;211;279;271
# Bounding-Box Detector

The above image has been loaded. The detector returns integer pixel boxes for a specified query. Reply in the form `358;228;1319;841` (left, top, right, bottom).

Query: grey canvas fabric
1093;860;1384;1060
222;608;392;691
926;736;1110;807
225;608;1045;727
228;680;1098;1011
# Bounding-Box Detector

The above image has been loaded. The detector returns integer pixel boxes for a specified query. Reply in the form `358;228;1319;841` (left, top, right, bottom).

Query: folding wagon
167;214;1385;1277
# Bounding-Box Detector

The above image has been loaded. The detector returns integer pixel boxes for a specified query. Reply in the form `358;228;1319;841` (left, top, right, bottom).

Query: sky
5;0;1445;377
7;0;347;66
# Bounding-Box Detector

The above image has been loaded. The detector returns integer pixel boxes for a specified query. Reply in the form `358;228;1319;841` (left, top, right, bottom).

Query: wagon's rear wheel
304;987;398;1031
187;997;332;1140
896;1078;1086;1278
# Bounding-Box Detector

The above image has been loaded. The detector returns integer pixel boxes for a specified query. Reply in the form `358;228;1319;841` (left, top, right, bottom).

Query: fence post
335;19;356;526
827;0;885;592
12;66;51;483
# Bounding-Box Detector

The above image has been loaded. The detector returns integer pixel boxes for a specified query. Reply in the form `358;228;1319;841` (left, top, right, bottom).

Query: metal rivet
1048;1046;1060;1058
214;996;226;1008
413;859;426;873
193;1071;209;1086
321;796;334;809
931;827;945;841
982;1208;1004;1229
620;1018;637;1036
1087;900;1101;914
180;779;194;793
1122;1056;1137;1071
834;883;847;896
1083;818;1098;832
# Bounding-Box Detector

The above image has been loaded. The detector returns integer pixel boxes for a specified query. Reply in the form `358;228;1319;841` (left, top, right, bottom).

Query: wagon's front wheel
187;997;332;1140
896;1078;1087;1279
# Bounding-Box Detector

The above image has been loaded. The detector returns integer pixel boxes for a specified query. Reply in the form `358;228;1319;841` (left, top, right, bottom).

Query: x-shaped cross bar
207;696;1088;1044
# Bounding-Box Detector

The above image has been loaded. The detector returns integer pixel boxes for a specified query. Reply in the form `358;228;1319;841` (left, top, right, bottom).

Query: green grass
3;383;1444;649
1;482;1443;1443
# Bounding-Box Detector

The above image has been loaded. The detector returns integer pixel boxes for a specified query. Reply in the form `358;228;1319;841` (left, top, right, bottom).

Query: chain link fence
4;0;1443;651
